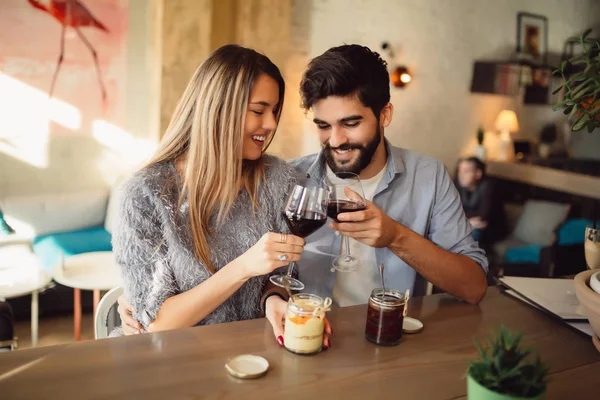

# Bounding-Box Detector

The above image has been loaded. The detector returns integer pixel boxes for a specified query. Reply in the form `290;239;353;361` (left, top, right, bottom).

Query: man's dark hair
462;156;486;175
300;44;390;118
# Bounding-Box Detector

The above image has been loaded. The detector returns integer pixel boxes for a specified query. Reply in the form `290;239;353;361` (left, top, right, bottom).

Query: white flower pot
538;143;551;159
474;145;487;161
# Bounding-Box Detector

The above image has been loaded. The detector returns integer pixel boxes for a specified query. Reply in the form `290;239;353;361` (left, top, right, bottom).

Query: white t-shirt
327;165;387;307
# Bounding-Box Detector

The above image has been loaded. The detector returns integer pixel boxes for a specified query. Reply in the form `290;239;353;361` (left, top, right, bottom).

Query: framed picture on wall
517;12;548;63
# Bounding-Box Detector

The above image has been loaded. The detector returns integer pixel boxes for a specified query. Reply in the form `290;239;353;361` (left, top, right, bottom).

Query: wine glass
269;184;329;291
326;172;367;272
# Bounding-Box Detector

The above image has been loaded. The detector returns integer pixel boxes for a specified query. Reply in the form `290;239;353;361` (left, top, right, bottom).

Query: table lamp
495;110;519;161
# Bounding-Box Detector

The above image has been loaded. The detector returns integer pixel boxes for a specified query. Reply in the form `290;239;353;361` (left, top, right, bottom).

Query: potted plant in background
474;126;487;161
537;124;557;159
467;326;548;400
553;28;600;351
552;29;600;134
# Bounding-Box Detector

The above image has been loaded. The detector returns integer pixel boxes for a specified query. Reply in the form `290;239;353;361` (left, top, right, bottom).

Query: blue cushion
504;244;544;264
33;227;112;273
557;218;593;246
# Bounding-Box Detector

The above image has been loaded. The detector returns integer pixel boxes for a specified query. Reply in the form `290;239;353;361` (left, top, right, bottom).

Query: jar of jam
284;294;331;355
365;288;407;346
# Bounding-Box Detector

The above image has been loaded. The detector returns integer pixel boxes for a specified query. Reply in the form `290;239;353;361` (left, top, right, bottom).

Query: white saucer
403;317;424;334
225;354;269;379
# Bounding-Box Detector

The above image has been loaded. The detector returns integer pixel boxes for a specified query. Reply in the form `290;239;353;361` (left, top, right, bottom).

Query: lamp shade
495;110;519;132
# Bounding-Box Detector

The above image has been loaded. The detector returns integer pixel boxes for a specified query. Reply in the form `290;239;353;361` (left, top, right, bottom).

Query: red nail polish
277;335;284;346
330;327;334;336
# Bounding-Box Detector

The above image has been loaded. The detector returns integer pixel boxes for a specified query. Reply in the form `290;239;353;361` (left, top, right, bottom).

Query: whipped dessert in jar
284;294;331;355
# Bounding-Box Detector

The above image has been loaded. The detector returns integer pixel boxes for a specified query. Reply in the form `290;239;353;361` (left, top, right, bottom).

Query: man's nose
328;127;348;148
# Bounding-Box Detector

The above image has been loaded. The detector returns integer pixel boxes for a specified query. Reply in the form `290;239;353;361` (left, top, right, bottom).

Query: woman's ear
380;103;394;128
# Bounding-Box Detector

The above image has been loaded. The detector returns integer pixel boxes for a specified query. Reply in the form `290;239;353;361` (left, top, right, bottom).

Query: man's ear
380;103;393;128
476;170;483;180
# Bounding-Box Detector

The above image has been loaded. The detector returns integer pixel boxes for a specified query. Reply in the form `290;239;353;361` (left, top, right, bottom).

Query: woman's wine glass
269;184;329;291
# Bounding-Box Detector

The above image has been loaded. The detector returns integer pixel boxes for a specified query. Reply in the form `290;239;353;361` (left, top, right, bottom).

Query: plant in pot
467;326;548;400
552;29;600;133
474;126;487;161
553;28;600;350
537;124;557;159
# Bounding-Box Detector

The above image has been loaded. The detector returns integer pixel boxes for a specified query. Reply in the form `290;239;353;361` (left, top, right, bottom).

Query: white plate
225;354;269;379
590;271;600;295
403;317;424;334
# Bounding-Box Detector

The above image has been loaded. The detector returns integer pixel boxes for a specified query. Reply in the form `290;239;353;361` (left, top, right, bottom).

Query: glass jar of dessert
284;294;331;355
365;288;407;346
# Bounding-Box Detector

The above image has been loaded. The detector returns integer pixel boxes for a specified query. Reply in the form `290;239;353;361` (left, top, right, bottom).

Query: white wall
299;0;600;169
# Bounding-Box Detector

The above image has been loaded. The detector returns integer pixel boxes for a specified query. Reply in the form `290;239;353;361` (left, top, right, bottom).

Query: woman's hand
237;232;305;279
264;296;332;350
117;295;142;335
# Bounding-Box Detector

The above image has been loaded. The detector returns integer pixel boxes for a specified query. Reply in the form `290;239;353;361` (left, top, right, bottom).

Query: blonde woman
113;45;330;348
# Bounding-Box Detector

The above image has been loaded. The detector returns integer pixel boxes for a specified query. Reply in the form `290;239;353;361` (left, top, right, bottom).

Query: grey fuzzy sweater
112;155;300;330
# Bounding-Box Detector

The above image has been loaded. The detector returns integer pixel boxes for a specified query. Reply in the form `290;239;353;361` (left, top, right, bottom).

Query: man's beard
323;125;382;176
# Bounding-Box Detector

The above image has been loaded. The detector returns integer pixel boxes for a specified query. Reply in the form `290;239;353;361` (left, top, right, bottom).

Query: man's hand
330;199;400;248
117;295;142;335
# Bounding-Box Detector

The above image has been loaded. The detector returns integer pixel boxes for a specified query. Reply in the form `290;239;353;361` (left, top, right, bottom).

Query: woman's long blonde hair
145;45;285;274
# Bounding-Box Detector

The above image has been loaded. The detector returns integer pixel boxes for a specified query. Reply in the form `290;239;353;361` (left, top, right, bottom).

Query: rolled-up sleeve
428;161;489;274
112;179;179;329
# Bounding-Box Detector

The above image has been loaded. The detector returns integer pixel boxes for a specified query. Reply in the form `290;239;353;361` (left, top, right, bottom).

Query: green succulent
477;127;485;145
467;326;548;398
552;29;600;133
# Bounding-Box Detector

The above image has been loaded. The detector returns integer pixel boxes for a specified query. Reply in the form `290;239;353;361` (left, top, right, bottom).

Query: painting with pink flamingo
0;0;128;140
27;0;110;103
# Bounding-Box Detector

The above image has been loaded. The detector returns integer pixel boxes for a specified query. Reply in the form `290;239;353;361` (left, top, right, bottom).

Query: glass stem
344;235;351;256
285;261;297;277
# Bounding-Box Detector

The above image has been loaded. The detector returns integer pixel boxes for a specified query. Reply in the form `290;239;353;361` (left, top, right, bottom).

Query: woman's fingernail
334;230;340;236
330;327;334;336
277;335;284;346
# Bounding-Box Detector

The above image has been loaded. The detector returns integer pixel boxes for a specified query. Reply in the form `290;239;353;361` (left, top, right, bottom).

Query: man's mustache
324;142;363;151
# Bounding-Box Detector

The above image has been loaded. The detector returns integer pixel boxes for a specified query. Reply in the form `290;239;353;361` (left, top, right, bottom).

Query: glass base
332;254;360;272
269;274;304;291
284;345;322;356
365;335;401;347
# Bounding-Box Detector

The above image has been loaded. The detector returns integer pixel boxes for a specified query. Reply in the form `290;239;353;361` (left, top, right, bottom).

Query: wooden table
1;288;598;399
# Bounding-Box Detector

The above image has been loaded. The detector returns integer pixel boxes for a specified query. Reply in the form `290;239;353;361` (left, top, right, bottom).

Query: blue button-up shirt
289;141;488;301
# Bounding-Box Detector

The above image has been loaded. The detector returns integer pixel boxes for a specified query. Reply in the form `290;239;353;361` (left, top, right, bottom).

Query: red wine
327;200;366;222
365;295;405;346
282;211;327;238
